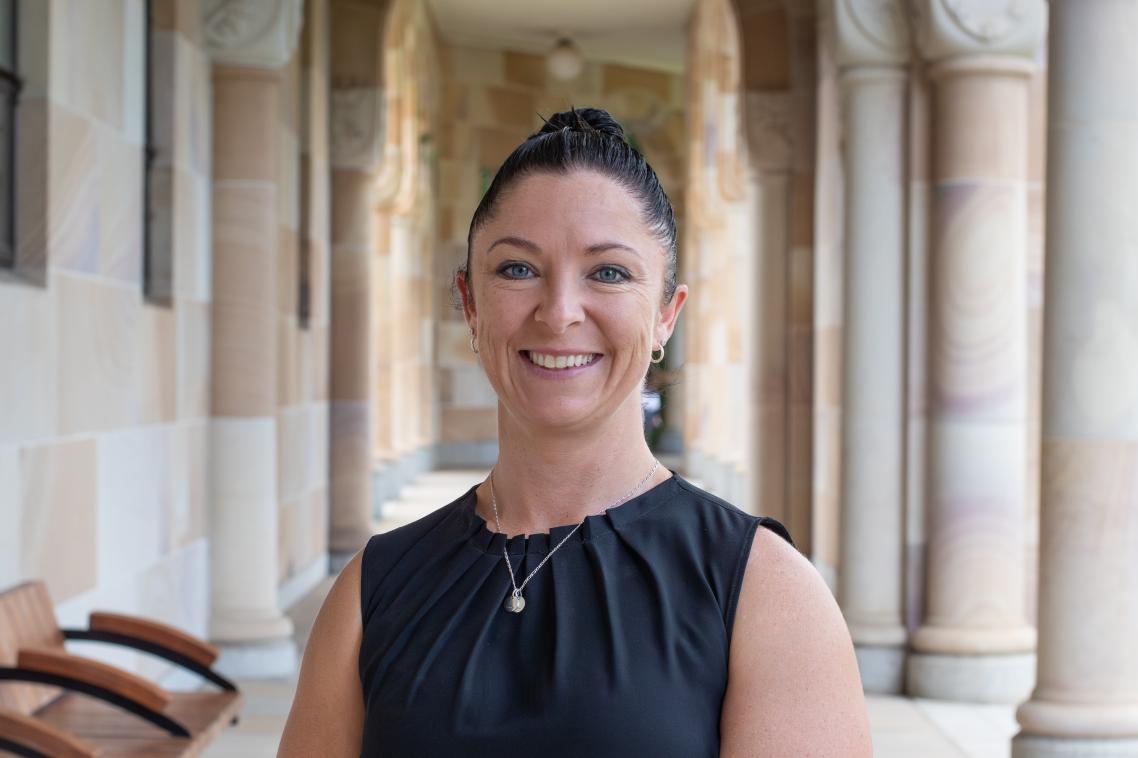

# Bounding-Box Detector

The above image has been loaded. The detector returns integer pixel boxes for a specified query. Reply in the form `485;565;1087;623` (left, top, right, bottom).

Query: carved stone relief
204;0;304;68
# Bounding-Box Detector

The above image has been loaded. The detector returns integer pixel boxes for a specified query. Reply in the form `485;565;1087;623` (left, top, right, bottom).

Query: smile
524;351;600;370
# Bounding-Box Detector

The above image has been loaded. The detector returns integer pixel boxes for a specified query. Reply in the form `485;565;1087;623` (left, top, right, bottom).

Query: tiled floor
205;469;1019;757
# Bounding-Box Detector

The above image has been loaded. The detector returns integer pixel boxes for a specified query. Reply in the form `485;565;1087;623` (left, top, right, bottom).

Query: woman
280;108;871;756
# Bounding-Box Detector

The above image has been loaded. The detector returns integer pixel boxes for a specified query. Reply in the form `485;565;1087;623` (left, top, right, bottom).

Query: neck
482;393;665;536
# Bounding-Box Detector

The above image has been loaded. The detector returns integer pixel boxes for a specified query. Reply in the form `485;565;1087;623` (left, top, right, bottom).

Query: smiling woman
278;108;872;757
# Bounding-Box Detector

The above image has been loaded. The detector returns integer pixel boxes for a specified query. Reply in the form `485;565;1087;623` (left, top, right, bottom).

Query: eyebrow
486;236;642;259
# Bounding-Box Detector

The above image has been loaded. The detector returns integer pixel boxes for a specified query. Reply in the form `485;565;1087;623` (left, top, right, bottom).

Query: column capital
832;0;911;68
911;0;1046;64
204;0;304;69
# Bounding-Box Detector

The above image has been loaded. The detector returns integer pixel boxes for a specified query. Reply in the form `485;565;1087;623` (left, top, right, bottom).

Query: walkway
205;469;1018;757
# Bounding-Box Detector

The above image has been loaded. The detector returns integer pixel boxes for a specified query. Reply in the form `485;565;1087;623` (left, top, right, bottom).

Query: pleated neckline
463;472;681;556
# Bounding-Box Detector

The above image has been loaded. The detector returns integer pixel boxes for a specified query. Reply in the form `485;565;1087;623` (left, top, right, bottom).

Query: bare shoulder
278;549;366;757
719;526;873;757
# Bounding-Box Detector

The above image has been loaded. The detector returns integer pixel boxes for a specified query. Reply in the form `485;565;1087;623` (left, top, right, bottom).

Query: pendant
504;593;526;613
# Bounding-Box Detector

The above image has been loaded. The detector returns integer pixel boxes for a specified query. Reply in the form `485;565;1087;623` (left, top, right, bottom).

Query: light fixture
546;37;584;81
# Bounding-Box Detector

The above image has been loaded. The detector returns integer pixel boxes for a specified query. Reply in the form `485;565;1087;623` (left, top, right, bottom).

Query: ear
456;269;477;333
655;284;688;347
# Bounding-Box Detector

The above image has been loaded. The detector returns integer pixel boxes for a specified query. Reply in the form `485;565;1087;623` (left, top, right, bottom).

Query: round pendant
504;594;526;613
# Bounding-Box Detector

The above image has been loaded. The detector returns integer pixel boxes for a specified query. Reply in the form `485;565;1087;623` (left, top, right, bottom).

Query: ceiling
425;0;696;74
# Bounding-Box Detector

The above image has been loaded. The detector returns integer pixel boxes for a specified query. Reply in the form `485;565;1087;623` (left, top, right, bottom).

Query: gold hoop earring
470;333;479;355
650;344;665;364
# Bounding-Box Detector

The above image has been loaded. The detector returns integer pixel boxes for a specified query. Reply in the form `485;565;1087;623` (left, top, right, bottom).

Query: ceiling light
547;37;584;81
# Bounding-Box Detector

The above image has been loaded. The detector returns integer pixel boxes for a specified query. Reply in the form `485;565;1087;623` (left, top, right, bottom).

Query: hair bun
537;107;626;142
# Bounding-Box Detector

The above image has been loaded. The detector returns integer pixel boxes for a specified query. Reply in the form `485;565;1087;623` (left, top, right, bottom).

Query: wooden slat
0;708;100;757
35;691;242;757
0;582;66;715
87;613;220;668
16;649;170;714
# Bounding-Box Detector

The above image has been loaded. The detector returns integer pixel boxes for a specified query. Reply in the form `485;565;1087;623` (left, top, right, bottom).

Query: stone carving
834;0;910;66
204;0;304;68
331;89;383;171
911;0;1045;62
941;0;1027;43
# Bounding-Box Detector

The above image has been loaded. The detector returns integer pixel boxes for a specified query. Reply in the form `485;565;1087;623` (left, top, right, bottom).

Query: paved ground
206;469;1018;757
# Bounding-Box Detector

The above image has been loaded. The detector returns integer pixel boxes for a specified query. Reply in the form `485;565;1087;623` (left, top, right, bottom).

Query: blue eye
593;266;630;284
500;262;534;279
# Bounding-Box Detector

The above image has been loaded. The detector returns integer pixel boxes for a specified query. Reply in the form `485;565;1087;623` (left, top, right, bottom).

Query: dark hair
461;107;678;303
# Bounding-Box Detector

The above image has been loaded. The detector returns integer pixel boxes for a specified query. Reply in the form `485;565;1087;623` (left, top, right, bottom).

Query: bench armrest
0;709;99;758
88;612;219;668
18;648;170;713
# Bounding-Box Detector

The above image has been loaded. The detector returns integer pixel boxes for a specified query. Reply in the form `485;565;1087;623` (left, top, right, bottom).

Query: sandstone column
205;0;303;677
1013;2;1138;754
909;0;1046;702
327;0;386;565
830;0;909;694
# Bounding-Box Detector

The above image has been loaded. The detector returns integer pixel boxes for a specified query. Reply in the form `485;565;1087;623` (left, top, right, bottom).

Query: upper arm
278;550;366;757
719;527;873;757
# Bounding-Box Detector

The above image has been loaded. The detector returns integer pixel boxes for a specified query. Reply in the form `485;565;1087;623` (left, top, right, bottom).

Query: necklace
489;459;661;613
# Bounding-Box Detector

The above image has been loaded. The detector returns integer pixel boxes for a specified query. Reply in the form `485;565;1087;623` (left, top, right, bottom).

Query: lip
519;349;603;378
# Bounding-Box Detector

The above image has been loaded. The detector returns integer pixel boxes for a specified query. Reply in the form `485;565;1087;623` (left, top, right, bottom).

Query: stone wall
432;43;686;466
0;0;214;676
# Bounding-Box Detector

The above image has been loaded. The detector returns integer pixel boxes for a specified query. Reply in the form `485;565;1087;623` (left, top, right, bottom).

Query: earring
470;333;479;355
650;344;665;364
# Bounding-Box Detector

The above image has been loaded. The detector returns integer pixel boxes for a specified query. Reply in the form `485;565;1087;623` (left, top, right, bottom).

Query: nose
533;274;585;334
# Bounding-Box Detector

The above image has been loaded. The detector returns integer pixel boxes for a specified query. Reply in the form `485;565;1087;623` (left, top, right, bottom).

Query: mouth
522;350;602;371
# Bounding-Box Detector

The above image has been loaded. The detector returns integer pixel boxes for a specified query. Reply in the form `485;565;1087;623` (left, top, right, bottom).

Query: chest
359;543;731;756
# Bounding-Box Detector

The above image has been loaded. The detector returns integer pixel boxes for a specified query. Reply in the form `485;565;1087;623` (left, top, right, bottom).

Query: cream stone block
0;447;21;584
932;70;1030;182
210;416;293;642
930;183;1028;421
0;284;56;444
171;420;209;550
20;439;98;601
440;408;497;444
48;105;100;275
330;170;374;249
138;540;211;648
139;304;177;424
51;0;126;129
211;68;280;183
278;500;297;582
1041;131;1138;439
56;274;143;434
330;2;383;84
211;183;278;417
97;427;173;583
121;0;146;146
436;320;478;369
277;318;300;407
447;366;497;409
921;419;1030;649
174;169;212;302
277;129;300;230
308;403;329;490
503;50;545;88
448;46;504;86
176;300;211;419
276;406;307;503
188;46;212;176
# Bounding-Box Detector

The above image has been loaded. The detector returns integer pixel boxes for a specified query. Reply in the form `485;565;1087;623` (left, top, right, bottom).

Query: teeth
527;351;596;370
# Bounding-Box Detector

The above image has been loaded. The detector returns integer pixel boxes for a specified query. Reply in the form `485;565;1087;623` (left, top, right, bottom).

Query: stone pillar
909;0;1046;703
327;0;386;563
830;0;909;694
1012;2;1138;755
205;0;303;678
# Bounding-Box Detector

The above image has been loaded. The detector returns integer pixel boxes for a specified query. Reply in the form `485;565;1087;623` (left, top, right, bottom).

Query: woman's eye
593;266;630;284
500;263;534;279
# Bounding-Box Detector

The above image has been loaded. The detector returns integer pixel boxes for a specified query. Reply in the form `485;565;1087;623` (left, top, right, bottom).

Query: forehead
476;170;657;250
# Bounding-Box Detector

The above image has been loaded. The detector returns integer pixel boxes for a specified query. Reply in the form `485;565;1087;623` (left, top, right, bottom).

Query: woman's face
458;170;687;434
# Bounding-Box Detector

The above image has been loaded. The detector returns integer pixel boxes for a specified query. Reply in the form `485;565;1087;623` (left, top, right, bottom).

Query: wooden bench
0;581;242;757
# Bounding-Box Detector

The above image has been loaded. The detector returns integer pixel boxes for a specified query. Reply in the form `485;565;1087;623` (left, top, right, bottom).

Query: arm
720;527;873;757
278;550;366;757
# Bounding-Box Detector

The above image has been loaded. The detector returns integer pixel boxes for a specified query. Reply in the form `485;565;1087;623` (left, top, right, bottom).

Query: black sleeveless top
358;474;792;757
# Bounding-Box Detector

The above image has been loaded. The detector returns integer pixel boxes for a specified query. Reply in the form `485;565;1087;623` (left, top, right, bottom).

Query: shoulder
719;526;872;755
668;477;794;545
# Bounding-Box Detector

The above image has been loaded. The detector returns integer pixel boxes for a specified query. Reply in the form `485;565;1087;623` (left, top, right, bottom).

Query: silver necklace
489;460;661;613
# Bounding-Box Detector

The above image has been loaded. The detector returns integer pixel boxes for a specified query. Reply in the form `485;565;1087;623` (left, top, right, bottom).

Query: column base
215;637;298;680
1013;735;1138;757
855;643;906;694
908;651;1036;703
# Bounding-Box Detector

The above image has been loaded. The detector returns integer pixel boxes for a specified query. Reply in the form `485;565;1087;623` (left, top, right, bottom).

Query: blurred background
2;0;1135;756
